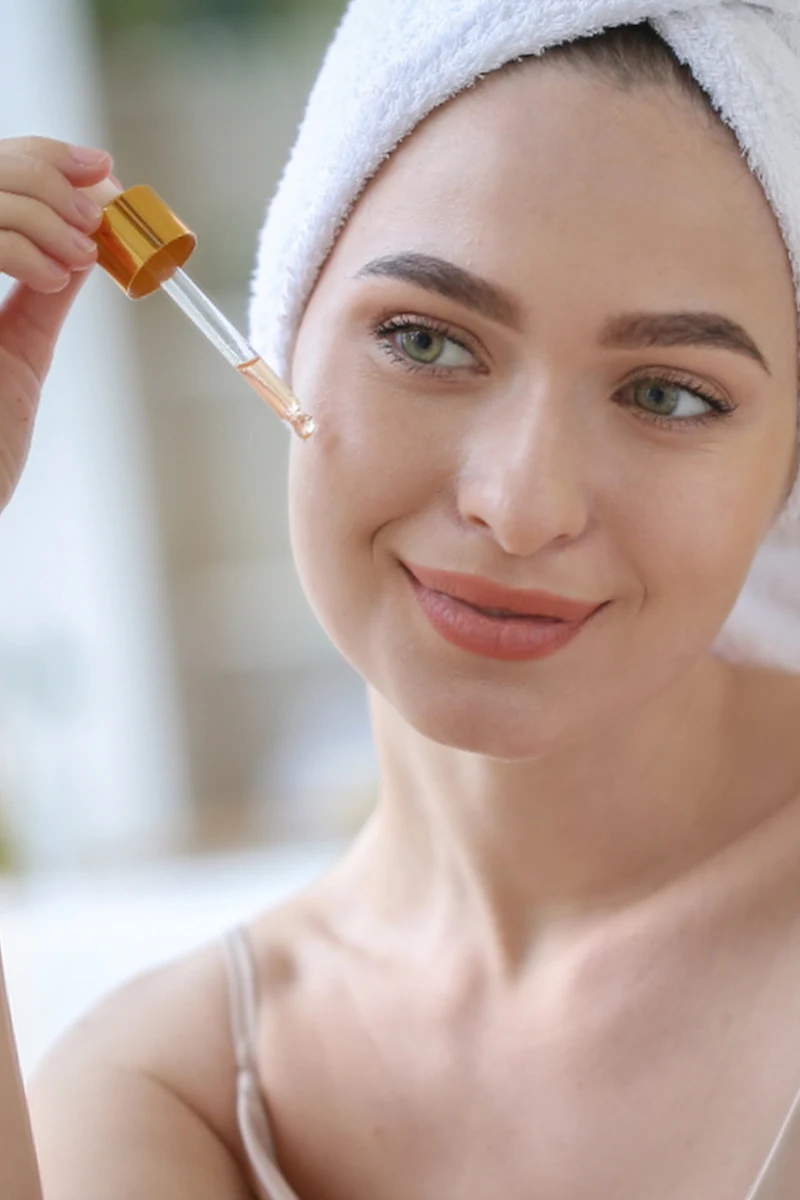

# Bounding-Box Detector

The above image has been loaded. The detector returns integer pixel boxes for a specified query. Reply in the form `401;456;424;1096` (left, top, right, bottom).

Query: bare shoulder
26;901;316;1200
27;934;249;1199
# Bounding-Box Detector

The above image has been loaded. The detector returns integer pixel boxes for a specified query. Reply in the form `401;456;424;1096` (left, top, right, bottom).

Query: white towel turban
249;0;800;671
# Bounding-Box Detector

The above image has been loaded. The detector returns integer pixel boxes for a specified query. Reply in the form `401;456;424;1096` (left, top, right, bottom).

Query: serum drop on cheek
83;178;315;441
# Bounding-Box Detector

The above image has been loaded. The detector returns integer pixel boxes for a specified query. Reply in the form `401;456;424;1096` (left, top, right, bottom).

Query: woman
4;4;800;1197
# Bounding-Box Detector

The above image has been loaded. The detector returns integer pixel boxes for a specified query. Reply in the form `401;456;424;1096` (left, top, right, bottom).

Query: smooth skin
17;62;800;1200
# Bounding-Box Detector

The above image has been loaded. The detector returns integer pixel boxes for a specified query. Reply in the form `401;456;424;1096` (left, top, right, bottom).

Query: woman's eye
392;327;476;368
632;380;714;420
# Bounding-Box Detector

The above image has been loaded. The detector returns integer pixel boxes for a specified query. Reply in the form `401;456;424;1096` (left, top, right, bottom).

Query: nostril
465;512;491;530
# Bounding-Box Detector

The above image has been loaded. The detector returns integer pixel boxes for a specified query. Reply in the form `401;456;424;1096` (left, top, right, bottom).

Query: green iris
634;381;683;416
399;328;446;364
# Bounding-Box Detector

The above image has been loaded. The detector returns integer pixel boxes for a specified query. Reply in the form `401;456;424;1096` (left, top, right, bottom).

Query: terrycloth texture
249;0;800;670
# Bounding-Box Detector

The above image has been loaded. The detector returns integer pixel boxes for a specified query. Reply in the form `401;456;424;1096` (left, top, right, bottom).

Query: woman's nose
456;391;590;557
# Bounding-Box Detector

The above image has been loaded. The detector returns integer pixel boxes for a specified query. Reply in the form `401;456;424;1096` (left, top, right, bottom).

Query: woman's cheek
287;402;389;607
642;474;775;628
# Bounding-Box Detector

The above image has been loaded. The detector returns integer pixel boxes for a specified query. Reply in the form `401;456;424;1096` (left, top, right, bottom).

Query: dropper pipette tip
234;354;315;440
288;409;316;440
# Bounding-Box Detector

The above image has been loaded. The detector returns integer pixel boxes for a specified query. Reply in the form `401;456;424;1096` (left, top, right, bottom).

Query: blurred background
0;0;378;1074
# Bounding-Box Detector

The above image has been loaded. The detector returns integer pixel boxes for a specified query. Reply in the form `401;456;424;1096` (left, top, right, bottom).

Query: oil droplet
288;410;316;440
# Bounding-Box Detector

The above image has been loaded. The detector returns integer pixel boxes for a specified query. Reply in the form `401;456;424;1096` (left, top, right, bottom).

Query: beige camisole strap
222;924;301;1200
743;1083;800;1200
223;922;800;1200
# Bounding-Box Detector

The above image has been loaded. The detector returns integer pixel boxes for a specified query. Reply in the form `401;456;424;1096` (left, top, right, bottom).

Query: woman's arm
0;949;43;1200
26;943;254;1200
28;1055;253;1200
0;137;256;1198
0;136;253;1198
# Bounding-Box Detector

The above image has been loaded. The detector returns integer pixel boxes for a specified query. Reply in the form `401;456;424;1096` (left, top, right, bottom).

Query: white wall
1;842;343;1076
0;0;191;866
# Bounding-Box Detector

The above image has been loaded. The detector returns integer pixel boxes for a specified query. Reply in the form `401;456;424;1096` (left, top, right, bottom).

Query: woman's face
288;61;799;758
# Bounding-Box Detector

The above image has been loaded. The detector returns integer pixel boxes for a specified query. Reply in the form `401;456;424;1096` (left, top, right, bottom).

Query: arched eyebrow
356;253;521;327
599;311;770;375
355;252;771;375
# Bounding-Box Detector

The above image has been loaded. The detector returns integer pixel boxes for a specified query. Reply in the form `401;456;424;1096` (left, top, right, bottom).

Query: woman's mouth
402;563;605;662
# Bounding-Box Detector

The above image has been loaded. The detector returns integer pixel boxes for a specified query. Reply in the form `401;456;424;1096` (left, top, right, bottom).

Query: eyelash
372;315;738;431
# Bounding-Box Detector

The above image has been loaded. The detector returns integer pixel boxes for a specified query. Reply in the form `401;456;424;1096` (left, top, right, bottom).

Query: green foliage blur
0;804;16;872
90;0;344;38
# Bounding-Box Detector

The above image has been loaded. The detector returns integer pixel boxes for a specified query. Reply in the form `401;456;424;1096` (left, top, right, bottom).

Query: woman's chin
387;686;570;760
310;606;589;757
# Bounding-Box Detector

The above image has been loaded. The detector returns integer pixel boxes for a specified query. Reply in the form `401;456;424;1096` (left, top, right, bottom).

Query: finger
0;271;89;383
0;230;73;293
0;152;105;233
0;136;112;187
0;194;98;271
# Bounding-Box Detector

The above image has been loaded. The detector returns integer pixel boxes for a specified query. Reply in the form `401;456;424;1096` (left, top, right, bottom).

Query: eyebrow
355;252;771;375
356;252;522;327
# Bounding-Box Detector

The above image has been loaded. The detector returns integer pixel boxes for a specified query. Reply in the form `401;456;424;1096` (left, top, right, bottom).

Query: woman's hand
0;135;113;512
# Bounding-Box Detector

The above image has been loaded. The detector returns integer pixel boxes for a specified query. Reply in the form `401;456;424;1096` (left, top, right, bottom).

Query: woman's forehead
355;65;752;237
327;63;794;348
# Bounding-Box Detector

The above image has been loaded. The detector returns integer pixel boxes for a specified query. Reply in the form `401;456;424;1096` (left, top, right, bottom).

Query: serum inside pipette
236;358;315;439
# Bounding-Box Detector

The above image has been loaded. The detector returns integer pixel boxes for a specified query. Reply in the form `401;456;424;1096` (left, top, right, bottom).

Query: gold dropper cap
90;182;197;299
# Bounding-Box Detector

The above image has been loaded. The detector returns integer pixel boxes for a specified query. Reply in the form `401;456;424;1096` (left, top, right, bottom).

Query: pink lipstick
404;563;604;661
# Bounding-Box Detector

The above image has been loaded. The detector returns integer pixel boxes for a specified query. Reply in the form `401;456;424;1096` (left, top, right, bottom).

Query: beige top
221;924;800;1200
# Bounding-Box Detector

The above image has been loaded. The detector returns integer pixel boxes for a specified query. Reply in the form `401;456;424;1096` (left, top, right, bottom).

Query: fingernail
43;254;70;279
72;190;102;224
70;145;110;167
69;228;97;256
108;174;123;190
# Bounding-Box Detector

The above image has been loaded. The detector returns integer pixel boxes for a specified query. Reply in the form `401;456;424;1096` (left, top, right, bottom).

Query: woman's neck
321;656;800;977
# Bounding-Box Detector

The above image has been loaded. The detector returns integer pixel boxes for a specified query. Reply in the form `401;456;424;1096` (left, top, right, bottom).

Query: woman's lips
405;564;602;621
403;563;604;662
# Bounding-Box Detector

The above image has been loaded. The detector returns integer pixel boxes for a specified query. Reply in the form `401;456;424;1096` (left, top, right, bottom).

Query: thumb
0;269;93;385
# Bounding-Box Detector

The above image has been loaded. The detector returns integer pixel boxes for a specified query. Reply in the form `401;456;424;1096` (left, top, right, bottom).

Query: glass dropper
160;269;314;439
84;178;315;440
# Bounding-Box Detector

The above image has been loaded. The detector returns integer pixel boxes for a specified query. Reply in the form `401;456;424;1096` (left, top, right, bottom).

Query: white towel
249;0;800;670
